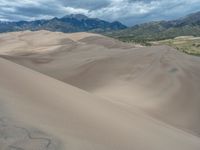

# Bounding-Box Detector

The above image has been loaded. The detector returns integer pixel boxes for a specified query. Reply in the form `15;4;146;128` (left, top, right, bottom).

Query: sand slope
1;31;200;136
1;56;200;150
1;31;200;149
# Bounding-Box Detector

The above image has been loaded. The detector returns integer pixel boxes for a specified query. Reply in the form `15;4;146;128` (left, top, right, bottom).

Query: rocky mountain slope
108;11;200;41
0;14;126;33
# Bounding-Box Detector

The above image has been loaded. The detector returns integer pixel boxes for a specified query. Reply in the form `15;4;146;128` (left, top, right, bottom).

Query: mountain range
108;11;200;42
0;14;127;33
0;11;200;41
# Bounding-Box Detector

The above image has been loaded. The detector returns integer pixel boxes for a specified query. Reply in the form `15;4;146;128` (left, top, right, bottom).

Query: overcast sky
0;0;200;26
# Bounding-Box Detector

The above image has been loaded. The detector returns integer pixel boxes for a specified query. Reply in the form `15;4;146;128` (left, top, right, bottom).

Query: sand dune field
0;31;200;150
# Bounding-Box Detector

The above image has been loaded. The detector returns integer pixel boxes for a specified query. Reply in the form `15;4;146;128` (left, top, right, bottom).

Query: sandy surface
0;31;200;149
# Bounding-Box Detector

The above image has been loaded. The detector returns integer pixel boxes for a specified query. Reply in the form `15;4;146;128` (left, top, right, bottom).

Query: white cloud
1;7;16;13
88;0;158;20
0;0;41;7
61;6;89;15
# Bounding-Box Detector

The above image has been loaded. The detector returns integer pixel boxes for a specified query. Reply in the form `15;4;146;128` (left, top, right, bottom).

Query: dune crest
1;31;200;149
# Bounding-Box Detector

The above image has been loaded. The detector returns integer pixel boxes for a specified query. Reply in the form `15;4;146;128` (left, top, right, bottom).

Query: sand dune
1;55;200;150
1;31;200;149
0;30;134;56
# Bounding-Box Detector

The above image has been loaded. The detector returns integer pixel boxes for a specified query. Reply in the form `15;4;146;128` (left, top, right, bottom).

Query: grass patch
153;36;200;56
113;35;200;56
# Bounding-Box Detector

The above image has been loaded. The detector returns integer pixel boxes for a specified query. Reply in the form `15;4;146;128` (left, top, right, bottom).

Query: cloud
88;0;158;20
0;0;200;26
60;7;89;15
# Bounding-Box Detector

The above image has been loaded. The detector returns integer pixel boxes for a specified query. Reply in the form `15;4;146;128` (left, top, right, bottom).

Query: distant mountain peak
0;14;127;33
62;14;89;20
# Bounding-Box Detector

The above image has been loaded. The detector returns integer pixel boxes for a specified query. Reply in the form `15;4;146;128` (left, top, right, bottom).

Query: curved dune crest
0;31;104;55
1;31;200;149
1;57;200;150
1;31;200;136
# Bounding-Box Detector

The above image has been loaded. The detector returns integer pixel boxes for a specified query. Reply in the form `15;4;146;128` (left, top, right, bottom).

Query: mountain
108;11;200;42
0;14;127;33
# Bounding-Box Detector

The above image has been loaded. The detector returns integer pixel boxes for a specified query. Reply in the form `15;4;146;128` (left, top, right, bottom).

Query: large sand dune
0;31;200;149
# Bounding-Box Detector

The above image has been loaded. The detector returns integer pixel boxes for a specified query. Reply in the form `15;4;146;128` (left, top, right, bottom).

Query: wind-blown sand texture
0;30;200;150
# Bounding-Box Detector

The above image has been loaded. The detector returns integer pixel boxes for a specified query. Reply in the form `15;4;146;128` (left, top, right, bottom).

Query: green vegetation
153;36;200;56
109;24;200;41
111;34;200;56
107;24;200;45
